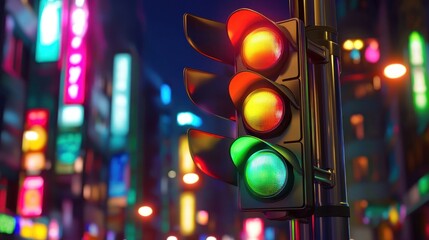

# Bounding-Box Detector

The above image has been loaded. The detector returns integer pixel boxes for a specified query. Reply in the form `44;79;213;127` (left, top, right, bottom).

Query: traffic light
184;9;313;219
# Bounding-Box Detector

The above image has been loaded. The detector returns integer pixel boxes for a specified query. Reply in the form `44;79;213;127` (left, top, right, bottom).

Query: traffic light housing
184;9;313;219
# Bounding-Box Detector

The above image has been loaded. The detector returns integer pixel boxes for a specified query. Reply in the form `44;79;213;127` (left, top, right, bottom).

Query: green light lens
244;150;288;198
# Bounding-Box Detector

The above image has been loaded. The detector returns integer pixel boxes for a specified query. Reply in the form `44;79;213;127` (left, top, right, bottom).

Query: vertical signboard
108;153;130;207
35;0;63;62
17;176;44;217
63;0;88;104
22;109;49;173
110;53;132;136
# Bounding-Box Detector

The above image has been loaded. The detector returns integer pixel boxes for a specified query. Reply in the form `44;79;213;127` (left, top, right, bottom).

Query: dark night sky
139;0;291;131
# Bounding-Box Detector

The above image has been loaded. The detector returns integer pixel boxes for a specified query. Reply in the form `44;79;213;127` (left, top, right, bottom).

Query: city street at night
0;0;428;239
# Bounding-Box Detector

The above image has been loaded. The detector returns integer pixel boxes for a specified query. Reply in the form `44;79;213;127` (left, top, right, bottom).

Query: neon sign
17;176;44;217
22;109;49;172
0;213;16;234
35;0;62;63
19;217;49;240
56;132;82;165
63;0;88;104
108;153;129;207
26;109;49;128
409;31;429;112
111;53;132;136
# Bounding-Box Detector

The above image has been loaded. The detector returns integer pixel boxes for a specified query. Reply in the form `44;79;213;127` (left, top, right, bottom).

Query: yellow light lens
243;88;284;133
241;27;283;70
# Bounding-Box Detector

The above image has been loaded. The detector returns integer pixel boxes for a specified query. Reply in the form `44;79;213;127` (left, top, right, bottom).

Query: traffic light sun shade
229;71;297;137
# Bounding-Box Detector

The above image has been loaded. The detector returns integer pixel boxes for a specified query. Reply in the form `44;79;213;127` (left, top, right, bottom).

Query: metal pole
291;0;351;239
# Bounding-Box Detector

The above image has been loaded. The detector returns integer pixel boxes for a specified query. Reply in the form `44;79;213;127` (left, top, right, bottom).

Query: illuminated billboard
19;217;49;240
0;213;16;234
110;53;132;136
108;153;129;207
22;109;49;173
35;0;63;62
63;0;88;104
17;176;44;217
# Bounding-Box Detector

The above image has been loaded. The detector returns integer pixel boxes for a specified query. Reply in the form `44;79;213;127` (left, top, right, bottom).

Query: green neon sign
56;132;82;164
409;31;429;112
0;213;16;234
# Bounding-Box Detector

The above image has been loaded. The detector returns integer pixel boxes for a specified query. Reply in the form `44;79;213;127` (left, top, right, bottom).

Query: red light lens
242;88;284;133
241;27;284;70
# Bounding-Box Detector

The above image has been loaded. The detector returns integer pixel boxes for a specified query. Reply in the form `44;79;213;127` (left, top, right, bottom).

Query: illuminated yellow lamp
33;222;48;240
91;185;100;202
388;206;399;226
377;222;394;240
74;156;84;173
243;88;284;133
353;39;364;50
350;114;364;126
83;184;91;200
138;205;153;217
241;27;284;70
196;210;209;225
168;170;177;178
183;173;199;185
180;192;195;236
166;236;178;240
20;219;33;239
23;152;46;171
360;200;368;208
373;75;381;90
343;39;354;51
383;63;407;79
22;126;48;152
179;135;195;173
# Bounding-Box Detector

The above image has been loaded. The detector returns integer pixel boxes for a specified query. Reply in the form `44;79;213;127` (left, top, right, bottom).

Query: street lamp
383;63;407;80
138;205;153;217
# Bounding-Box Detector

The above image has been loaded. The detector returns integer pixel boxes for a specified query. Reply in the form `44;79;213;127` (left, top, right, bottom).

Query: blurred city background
0;0;428;239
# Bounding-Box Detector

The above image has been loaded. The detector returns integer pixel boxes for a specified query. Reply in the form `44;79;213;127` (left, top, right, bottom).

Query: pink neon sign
26;109;49;128
63;0;88;104
17;176;44;217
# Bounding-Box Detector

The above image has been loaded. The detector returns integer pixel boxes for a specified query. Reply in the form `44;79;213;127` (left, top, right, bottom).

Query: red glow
49;219;60;239
425;222;429;237
17;176;44;217
0;179;6;211
227;9;277;47
244;218;264;239
26;109;49;127
63;0;88;104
